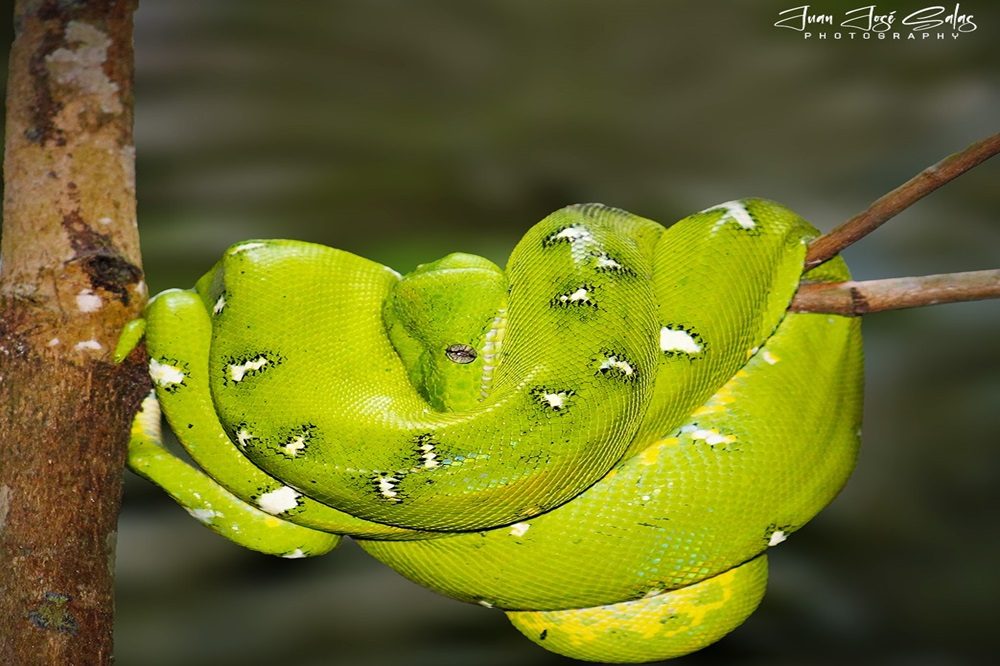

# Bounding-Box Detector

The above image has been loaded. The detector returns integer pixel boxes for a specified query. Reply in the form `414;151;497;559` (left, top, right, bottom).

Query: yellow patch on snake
639;437;679;466
662;568;737;637
591;569;731;642
692;383;737;416
507;560;752;654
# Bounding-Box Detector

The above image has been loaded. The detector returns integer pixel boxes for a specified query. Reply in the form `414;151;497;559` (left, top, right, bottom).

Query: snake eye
445;344;477;364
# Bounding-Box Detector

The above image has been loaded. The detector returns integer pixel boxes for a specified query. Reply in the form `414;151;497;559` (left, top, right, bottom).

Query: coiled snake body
123;199;862;662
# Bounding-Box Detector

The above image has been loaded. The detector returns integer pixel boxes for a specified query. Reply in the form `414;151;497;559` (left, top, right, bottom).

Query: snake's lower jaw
506;555;768;663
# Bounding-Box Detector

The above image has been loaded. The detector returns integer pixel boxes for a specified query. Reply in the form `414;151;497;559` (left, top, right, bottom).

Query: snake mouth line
479;306;508;399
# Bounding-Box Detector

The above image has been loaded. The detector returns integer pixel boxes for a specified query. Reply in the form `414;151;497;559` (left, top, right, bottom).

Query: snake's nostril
445;344;477;364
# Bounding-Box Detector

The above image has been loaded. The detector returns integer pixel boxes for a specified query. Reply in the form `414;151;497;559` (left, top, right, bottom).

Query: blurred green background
3;1;1000;664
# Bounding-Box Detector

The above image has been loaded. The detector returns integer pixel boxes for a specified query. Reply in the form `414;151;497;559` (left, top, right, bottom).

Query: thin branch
790;269;1000;316
804;132;1000;269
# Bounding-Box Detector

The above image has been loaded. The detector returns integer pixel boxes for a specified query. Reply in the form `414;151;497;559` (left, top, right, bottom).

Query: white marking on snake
258;486;300;515
768;530;788;547
553;226;592;243
378;475;400;499
149;358;185;386
595;253;622;270
550;225;598;263
762;351;779;365
703;200;756;231
282;549;307;559
229;356;269;382
690;428;735;446
186;507;219;524
659;327;701;354
213;294;226;315
559;287;590;304
706;433;732;446
282;435;307;457
136;392;161;440
543;393;566;409
478;600;494;608
230;242;266;254
600;356;635;376
236;428;254;449
509;522;531;537
76;289;102;312
418;442;439;469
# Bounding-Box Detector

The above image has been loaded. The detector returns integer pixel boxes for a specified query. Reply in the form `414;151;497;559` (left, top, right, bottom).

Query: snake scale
120;199;863;662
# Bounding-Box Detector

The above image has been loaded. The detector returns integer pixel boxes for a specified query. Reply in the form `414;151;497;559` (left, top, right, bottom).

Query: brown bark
0;1;146;664
804;132;1000;269
796;131;1000;315
790;269;1000;316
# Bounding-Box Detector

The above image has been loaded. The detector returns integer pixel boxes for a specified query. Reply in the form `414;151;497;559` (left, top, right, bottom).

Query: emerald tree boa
119;199;862;662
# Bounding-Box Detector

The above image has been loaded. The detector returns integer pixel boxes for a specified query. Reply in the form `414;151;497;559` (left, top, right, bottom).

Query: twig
790;269;1000;316
804;132;1000;269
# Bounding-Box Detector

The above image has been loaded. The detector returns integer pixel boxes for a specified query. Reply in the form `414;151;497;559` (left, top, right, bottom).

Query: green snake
119;199;863;662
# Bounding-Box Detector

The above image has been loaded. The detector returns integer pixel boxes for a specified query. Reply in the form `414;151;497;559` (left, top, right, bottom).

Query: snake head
384;252;508;412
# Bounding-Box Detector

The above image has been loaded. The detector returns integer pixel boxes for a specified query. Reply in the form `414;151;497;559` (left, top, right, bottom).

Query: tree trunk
0;1;144;663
